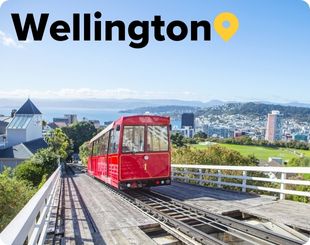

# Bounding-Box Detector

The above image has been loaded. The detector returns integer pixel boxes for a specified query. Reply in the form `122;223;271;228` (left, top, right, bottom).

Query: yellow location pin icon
214;12;239;41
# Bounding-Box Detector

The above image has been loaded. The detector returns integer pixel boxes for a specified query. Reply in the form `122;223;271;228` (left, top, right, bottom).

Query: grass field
193;143;310;161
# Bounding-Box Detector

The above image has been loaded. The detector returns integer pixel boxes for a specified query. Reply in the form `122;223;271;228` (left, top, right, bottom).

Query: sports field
193;143;310;161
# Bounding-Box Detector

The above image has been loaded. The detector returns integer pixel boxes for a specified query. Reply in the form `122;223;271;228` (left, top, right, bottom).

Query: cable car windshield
122;126;145;153
147;126;169;152
122;125;169;153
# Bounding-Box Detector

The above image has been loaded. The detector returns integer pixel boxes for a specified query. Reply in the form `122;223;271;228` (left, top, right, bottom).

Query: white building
0;99;48;170
265;110;283;142
6;99;43;147
173;126;195;138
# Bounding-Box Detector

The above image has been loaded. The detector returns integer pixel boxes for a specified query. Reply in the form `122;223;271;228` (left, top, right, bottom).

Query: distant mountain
284;102;310;108
120;105;199;114
1;98;310;117
0;98;225;110
197;102;310;121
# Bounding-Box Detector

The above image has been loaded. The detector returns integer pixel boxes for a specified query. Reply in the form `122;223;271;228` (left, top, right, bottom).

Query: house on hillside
6;99;43;147
0;116;12;148
0;138;48;171
0;99;48;171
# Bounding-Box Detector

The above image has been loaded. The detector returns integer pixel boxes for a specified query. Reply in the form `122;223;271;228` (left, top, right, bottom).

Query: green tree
172;145;258;166
31;148;59;176
79;141;91;166
14;148;58;187
14;161;44;187
46;128;71;161
171;133;186;147
62;121;97;153
0;169;35;231
194;131;208;140
287;157;310;167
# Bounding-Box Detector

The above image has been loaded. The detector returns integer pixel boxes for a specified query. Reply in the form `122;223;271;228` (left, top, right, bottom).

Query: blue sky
0;0;309;102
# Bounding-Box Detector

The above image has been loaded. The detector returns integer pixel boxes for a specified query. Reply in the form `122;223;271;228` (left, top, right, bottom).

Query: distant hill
1;99;310;121
197;102;310;121
120;105;199;114
0;98;225;110
121;102;310;121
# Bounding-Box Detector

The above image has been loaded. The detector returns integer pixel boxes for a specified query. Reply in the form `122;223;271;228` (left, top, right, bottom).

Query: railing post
184;168;189;183
217;170;222;188
280;172;287;200
171;167;175;181
242;171;247;192
199;169;203;185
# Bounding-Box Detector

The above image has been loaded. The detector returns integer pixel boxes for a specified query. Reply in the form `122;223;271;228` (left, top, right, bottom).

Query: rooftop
7;115;33;130
0;138;48;159
16;99;42;115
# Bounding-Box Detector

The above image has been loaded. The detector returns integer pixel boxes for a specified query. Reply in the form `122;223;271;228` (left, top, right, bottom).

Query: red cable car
88;115;171;189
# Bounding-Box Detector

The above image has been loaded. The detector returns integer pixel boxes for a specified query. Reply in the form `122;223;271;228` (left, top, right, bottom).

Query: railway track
122;189;306;245
68;164;306;245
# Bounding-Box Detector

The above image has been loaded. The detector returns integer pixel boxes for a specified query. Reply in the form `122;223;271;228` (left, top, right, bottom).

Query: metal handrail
0;166;61;245
172;164;310;173
171;164;310;200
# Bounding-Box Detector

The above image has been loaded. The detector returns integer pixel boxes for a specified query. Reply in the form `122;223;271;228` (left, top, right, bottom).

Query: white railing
171;164;310;200
0;166;61;245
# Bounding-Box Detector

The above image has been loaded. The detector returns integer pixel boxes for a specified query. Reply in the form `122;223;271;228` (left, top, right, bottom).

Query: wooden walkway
58;171;158;245
48;170;310;244
152;182;310;232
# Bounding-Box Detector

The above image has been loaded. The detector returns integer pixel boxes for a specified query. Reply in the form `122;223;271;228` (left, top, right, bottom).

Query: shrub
0;170;35;231
14;161;44;187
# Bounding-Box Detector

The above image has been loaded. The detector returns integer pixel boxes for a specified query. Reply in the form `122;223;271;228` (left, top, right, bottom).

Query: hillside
120;105;198;114
119;102;310;122
197;102;310;121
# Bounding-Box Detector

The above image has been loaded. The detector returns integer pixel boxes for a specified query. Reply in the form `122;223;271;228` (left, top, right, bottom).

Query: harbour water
0;107;181;127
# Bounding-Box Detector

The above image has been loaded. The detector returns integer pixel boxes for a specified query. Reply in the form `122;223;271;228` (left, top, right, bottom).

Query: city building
6;99;43;147
0;116;12;149
293;134;308;142
181;113;195;129
234;130;247;138
64;114;78;124
89;120;101;129
265;110;283;142
173;127;195;138
268;157;283;165
53;117;69;127
0;99;48;170
206;126;234;139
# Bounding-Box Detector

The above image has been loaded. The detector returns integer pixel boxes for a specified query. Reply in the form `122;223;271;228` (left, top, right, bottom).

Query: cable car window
147;126;169;152
93;139;100;156
109;128;120;154
100;133;109;155
122;126;145;153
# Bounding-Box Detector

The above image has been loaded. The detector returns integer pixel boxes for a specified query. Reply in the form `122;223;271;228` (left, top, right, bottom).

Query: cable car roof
89;121;114;144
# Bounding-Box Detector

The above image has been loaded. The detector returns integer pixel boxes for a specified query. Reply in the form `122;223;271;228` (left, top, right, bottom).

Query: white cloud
0;88;196;100
0;0;7;8
0;0;24;48
0;31;22;48
303;0;310;8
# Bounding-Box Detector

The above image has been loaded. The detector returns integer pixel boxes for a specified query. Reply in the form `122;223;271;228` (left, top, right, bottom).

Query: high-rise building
64;114;78;124
181;113;195;129
265;110;283;142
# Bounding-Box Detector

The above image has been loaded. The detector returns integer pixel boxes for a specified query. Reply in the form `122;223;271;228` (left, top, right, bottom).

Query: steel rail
137;190;304;245
91;178;303;245
70;165;305;245
131;191;271;245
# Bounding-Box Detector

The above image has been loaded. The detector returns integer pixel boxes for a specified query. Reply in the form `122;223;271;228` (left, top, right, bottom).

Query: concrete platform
152;182;310;232
63;173;158;245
